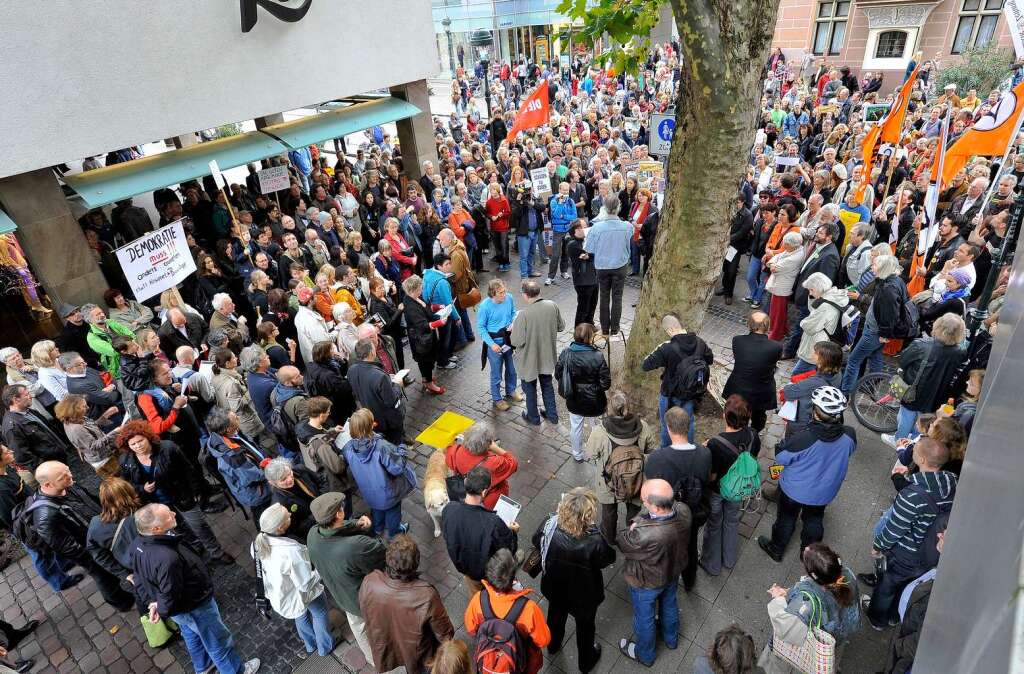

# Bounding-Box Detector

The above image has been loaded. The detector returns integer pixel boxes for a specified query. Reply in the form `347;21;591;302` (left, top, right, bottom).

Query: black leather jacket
32;489;98;560
555;343;611;417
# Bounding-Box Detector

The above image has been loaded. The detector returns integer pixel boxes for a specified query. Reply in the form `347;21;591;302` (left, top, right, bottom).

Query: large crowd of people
0;41;1011;674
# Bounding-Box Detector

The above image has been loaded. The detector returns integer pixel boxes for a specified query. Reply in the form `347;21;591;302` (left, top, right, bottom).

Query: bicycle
850;371;899;433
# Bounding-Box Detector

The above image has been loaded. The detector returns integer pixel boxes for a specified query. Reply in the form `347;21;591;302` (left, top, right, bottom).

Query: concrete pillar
0;169;109;308
390;80;438;182
649;4;675;47
255;113;285;128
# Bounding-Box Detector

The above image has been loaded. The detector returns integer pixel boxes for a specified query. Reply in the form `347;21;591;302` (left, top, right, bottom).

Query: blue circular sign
658;118;675;141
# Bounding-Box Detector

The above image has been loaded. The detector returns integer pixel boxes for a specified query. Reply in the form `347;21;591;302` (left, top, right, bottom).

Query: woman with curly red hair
116;420;232;566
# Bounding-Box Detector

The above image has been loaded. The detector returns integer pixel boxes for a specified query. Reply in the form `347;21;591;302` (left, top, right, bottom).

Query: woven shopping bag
770;591;837;674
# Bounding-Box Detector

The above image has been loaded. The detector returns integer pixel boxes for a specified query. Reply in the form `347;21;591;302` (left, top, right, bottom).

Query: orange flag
506;80;550;143
941;79;1024;187
856;66;919;201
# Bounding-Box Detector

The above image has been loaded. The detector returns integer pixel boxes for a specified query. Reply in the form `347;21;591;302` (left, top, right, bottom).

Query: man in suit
783;222;840;359
943;176;986;235
715;195;753;305
157;308;207;358
59;352;123;422
721;312;782;432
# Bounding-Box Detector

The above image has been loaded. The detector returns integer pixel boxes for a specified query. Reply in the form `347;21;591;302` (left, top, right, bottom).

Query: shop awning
258;97;421;150
0;209;16;234
65;132;289;209
64;96;422;209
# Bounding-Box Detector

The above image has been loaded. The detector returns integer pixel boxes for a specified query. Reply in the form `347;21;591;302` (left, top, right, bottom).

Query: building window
953;0;1004;54
875;30;908;59
813;1;850;56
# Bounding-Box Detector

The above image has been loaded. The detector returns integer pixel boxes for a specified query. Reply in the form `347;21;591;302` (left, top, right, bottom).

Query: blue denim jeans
523;374;557;423
658;395;695;445
873;504;893;539
517;232;537;277
784;304;811;355
745;257;764;302
895;406;920;441
295;592;335;656
371;503;404;536
26;545;72;592
841;326;884;395
630;239;642;275
486;346;518;402
457;305;475;340
173;597;243;674
791;358;816;377
629;584;679;665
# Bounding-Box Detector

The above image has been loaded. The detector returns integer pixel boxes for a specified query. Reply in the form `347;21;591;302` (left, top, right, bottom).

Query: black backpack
673;474;707;524
892;289;921;340
473;590;530;674
818;299;848;345
670;341;710;401
268;396;303;452
11;495;55;552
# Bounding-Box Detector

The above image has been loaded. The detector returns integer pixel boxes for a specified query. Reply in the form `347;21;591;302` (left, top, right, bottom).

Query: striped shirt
874;470;957;556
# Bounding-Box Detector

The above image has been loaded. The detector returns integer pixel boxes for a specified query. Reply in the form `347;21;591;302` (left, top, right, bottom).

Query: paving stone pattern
1;261;897;673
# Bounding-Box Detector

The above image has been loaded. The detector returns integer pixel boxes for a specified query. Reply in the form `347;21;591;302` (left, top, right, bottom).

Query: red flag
506;80;550;143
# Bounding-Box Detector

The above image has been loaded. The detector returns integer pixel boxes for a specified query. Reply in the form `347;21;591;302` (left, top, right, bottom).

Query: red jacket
137;392;179;436
485;196;511;233
444;443;518;510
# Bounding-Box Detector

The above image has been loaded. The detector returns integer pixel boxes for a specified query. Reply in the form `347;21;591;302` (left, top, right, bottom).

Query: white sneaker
880;433;897;449
544;278;553;286
561;271;571;279
242;659;261;674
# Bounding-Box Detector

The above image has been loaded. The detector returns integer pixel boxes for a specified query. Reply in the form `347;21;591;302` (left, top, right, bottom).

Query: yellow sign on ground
415;411;476;449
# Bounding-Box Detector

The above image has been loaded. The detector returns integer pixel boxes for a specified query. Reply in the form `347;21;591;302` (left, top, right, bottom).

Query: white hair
783;231;803;248
873;254;902;279
802;271;834;294
211;293;232;311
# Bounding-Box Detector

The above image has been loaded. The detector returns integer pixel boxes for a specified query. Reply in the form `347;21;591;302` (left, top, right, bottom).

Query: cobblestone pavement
1;258;897;674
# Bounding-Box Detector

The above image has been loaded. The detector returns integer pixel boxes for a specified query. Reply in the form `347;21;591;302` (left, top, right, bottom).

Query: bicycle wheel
851;371;899;433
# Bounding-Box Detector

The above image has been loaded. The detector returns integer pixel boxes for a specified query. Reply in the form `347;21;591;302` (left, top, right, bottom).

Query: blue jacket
206;433;270;507
583;216;633;270
782;111;808;138
777;421;857;506
548;195;577;233
341;435;416;511
246;369;277;426
422;267;454;306
289;148;312;176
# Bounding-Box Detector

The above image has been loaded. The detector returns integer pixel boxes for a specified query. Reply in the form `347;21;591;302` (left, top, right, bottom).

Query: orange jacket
331;286;365;324
448;208;474;241
766;224;801;258
465;582;551;674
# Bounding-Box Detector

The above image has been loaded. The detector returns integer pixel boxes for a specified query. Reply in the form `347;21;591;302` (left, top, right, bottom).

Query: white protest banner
1006;0;1024;58
257;165;290;195
115;219;196;302
529;167;552;200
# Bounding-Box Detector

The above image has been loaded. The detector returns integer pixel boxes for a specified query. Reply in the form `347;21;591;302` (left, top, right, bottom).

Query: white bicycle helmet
810;386;847;416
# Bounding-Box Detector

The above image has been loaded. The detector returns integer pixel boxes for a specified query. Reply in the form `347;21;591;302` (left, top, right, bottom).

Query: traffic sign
650;113;675;156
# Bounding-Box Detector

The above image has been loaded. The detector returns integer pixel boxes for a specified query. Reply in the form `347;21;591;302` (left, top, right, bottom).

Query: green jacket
86;320;136;378
306;520;385;615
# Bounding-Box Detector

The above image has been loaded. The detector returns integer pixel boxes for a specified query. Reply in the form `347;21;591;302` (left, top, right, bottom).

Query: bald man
29;462;134;610
157;306;206;356
269;365;310;454
615;478;691;666
721;310;784;431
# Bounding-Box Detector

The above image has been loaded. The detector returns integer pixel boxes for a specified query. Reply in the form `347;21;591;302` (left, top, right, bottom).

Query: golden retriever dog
423;449;450;537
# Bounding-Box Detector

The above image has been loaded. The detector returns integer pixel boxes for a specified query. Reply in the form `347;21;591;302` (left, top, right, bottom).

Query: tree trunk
618;0;781;414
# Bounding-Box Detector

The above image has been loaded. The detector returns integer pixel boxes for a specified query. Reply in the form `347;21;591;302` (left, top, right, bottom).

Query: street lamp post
442;17;455;79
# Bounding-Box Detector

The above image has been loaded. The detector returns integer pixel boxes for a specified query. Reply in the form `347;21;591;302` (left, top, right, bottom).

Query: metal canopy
258;96;420;150
64;96;421;209
0;209;16;234
64;132;288;209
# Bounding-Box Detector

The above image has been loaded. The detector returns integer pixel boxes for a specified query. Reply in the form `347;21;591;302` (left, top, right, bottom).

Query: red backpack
474;590;530;674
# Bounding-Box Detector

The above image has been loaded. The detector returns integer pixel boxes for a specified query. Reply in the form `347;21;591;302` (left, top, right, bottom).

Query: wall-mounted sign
240;0;314;33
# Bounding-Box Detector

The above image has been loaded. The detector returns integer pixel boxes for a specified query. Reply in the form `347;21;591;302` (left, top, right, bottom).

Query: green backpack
717;432;761;503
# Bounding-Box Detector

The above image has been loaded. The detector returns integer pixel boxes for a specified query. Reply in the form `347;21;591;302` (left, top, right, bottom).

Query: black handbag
253;549;273;620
